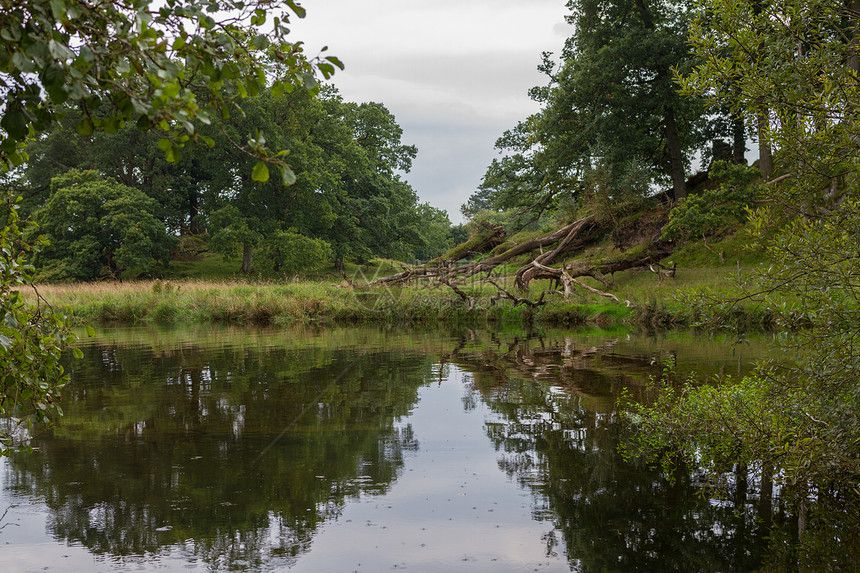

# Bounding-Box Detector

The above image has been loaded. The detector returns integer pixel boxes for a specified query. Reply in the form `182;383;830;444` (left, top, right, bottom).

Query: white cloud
291;0;571;222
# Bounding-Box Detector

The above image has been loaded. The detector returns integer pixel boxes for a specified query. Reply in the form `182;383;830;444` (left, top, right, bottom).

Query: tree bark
514;216;598;290
851;1;860;75
188;192;200;235
240;242;253;274
515;241;672;293
732;115;746;164
665;107;687;200
757;111;773;180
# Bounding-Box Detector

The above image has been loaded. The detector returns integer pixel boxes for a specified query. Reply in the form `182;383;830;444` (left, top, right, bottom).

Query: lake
0;326;783;572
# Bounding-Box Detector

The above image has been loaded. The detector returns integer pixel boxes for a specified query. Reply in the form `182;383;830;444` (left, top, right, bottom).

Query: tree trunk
851;1;860;75
633;0;686;200
189;192;200;235
665;108;687;200
371;217;598;287
240;242;253;274
732;115;746;164
757;111;773;180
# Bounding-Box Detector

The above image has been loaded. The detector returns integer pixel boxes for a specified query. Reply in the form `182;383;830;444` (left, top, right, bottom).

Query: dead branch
523;261;632;306
516;241;673;293
514;216;598;289
648;261;677;285
765;173;793;186
485;278;551;308
439;277;477;311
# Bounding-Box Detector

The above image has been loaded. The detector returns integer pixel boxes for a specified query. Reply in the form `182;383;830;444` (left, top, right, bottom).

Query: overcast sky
291;1;571;223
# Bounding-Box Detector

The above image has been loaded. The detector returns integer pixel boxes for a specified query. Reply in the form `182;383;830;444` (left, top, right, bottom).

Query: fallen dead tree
371;216;600;287
367;213;674;307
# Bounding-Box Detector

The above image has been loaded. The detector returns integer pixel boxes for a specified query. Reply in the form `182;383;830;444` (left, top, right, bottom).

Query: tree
566;0;709;200
205;88;340;273
410;203;456;263
0;0;342;180
256;230;332;277
630;0;860;542
206;88;428;272
470;0;717;219
21;108;208;234
34;170;174;281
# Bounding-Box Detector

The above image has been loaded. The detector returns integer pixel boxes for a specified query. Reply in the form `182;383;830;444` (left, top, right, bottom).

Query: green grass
25;270;779;330
29;222;781;331
163;252;244;280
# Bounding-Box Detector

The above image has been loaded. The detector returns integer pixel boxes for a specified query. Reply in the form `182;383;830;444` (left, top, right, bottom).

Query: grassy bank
25;266;779;331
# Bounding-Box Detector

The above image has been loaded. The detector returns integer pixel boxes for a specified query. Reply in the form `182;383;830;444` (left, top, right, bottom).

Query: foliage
662;161;760;242
578;155;653;225
256;230;332;277
1;0;343;458
0;197;77;454
468;0;720;219
17;82;449;272
678;0;859;196
200;88;435;271
0;0;342;181
409;204;456;263
629;0;860;527
33;170;174;281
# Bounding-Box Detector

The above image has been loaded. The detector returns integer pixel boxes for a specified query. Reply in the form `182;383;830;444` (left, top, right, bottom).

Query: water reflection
0;327;791;571
5;338;431;569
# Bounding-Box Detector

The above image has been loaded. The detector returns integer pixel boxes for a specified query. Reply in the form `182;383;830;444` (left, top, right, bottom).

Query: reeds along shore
22;278;780;331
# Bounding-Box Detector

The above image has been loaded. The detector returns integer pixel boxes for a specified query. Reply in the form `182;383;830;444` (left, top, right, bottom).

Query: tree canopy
22;85;449;276
468;0;730;223
0;0;342;182
625;0;860;547
34;170;174;281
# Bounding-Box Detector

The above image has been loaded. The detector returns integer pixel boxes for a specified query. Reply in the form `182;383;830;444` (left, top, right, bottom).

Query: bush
662;161;760;243
256;230;332;277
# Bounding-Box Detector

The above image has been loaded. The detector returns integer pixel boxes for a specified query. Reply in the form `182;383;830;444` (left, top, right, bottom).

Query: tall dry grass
19;273;780;330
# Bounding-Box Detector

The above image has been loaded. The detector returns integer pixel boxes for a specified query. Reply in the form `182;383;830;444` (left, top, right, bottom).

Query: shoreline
25;279;780;332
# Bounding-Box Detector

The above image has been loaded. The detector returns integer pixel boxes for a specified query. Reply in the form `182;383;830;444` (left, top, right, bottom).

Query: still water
0;326;777;572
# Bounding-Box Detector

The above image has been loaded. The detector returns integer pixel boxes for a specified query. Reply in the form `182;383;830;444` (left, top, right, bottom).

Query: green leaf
252;161;270;182
251;35;270;50
285;0;306;18
280;165;296;185
86;324;95;337
49;0;66;19
325;56;345;70
72;347;83;360
1;106;29;140
163;82;181;98
44;68;68;104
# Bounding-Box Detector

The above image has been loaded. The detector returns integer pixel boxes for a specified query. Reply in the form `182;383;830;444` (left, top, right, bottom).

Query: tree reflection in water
3;327;847;571
6;339;428;569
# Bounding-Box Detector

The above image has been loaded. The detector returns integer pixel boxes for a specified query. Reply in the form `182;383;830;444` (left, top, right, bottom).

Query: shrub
256;230;332;277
